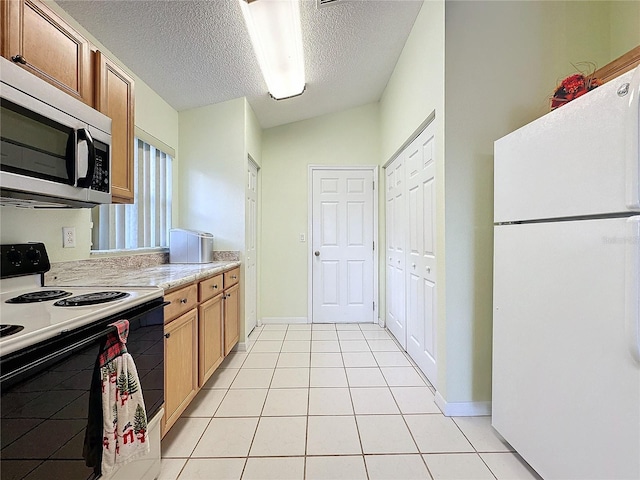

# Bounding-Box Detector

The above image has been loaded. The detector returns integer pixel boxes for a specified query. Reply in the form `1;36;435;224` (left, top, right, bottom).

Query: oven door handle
3;300;169;382
3;325;119;382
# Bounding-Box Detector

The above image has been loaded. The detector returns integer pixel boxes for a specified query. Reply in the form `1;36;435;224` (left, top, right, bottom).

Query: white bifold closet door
385;120;437;386
386;155;407;348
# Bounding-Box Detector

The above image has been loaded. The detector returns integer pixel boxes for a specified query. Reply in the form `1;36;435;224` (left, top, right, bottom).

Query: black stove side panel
1;243;50;279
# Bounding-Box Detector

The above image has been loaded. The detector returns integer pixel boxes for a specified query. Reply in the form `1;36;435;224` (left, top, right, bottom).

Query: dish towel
99;320;150;475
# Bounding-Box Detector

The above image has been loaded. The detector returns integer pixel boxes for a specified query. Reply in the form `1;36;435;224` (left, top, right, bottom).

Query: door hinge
373;241;375;250
373;180;375;190
373;301;376;311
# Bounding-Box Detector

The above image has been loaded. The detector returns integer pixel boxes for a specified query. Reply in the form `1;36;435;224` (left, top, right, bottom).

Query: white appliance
493;66;640;479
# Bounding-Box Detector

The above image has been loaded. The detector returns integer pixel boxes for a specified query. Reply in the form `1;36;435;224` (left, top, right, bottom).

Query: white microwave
0;56;112;208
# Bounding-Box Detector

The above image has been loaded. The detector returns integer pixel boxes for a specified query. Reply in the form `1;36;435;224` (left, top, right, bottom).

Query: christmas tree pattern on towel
100;321;150;474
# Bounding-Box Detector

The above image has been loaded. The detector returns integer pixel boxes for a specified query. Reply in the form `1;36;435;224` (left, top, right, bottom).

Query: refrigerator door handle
626;216;640;364
625;66;640;210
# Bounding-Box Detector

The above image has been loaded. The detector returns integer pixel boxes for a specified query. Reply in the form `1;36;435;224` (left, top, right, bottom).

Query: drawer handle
211;284;218;289
230;275;237;280
179;298;188;304
11;55;27;65
164;333;171;339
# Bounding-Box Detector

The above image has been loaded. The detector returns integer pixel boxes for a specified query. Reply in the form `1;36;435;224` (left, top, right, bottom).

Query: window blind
92;138;172;250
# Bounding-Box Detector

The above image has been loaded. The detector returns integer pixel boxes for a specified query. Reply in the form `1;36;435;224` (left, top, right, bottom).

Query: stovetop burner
5;290;73;304
0;324;24;337
53;291;130;307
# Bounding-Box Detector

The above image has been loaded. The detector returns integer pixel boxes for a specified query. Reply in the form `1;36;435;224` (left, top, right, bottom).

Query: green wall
260;103;380;321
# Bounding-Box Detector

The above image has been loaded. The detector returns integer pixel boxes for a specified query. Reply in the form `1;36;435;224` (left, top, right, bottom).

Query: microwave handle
76;128;96;188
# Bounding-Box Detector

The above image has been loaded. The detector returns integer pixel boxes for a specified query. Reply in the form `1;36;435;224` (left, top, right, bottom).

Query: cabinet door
1;0;92;105
95;51;135;203
223;283;240;355
163;309;198;434
198;294;224;387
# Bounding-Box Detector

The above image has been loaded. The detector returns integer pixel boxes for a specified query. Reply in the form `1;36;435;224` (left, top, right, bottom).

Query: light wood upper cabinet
1;0;93;105
95;51;135;204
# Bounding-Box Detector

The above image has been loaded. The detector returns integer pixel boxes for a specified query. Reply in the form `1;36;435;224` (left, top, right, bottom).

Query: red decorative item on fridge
551;71;602;110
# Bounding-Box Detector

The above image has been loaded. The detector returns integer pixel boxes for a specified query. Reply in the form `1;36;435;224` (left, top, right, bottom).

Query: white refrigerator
493;65;640;480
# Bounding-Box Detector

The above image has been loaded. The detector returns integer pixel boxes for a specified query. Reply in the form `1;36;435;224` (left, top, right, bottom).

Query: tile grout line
170;323;492;480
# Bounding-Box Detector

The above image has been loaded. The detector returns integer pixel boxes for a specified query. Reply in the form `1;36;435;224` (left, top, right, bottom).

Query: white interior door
385;155;407;348
405;124;437;386
245;158;258;335
312;168;375;323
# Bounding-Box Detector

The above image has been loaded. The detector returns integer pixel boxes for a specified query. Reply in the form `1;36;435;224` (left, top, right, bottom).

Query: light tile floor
160;323;542;480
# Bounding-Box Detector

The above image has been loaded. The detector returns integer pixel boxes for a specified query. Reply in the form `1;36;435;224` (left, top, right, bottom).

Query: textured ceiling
56;0;423;128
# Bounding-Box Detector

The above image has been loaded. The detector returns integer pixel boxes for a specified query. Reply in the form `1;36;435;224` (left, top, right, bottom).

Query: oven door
0;298;164;480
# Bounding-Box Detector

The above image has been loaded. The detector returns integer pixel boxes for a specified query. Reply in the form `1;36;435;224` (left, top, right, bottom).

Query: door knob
314;251;320;257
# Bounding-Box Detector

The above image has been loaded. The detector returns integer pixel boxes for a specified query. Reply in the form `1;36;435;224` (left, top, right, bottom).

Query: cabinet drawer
224;267;240;288
199;274;223;303
164;284;198;322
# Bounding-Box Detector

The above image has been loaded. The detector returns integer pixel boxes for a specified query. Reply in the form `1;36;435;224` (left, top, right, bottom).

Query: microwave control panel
91;139;110;193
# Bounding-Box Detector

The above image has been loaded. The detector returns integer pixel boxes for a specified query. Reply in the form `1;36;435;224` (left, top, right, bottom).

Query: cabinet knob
315;251;320;257
231;275;237;280
179;298;188;304
164;333;171;339
212;284;218;289
11;55;27;65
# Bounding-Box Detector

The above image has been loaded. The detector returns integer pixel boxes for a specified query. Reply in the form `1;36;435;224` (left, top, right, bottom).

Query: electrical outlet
299;233;306;242
63;227;76;248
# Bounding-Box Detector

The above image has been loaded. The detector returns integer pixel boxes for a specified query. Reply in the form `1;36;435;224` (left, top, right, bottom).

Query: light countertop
47;261;241;292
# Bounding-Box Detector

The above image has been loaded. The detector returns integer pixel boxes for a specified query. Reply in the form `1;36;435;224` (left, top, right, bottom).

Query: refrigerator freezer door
492;217;640;480
494;67;639;223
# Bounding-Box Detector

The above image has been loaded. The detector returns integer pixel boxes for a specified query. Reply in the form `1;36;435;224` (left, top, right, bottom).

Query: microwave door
1;98;74;185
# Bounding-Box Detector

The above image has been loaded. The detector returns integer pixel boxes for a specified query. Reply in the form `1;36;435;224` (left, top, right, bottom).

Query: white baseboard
434;392;492;417
235;342;248;352
260;317;309;325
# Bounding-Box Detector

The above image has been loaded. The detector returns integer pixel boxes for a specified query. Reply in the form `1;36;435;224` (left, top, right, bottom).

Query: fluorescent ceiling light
239;0;305;100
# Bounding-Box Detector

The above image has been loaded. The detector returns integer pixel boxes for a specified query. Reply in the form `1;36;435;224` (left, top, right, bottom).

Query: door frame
307;165;379;324
246;155;260;335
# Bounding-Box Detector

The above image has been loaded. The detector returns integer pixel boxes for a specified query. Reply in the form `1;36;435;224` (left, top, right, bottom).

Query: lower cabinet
163;308;198;432
223;284;240;356
162;266;241;437
198;293;224;387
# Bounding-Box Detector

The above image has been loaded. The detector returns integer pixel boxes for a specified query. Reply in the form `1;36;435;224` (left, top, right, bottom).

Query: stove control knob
25;248;41;264
6;249;21;265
